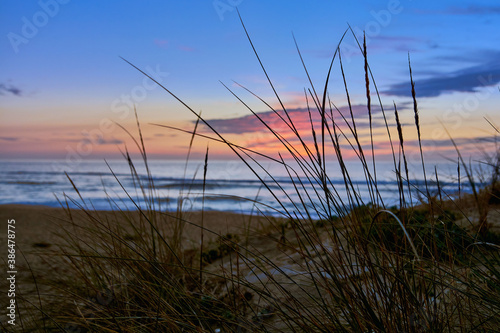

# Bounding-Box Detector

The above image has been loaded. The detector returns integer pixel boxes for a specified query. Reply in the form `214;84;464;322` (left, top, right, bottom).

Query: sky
1;0;499;165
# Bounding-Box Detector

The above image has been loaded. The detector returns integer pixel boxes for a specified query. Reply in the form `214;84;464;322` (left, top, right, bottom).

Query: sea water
0;158;470;219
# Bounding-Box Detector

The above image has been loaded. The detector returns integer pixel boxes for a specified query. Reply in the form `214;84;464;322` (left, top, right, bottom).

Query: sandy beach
0;203;274;280
1;199;499;331
0;204;277;328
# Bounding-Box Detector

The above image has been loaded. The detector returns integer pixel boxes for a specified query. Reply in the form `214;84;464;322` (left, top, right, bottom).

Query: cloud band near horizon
383;53;500;97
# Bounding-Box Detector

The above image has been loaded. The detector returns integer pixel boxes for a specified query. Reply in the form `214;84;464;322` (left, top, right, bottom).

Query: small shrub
202;233;240;264
366;206;474;262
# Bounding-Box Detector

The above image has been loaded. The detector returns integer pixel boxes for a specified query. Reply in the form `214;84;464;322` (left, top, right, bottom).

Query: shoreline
3;200;499;259
2;196;500;330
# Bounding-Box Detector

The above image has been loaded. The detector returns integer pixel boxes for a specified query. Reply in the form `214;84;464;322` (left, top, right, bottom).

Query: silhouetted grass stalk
10;13;500;333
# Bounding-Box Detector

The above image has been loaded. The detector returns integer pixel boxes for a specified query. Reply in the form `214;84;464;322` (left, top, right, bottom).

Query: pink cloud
205;105;383;135
154;39;169;49
196;105;393;159
177;45;195;52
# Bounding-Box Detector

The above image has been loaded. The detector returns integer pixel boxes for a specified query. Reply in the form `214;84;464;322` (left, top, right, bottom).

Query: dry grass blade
14;14;500;333
200;145;209;284
394;103;412;206
408;54;430;205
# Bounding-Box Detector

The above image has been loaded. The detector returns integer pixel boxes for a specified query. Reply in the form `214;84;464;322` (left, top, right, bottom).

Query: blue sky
0;0;499;161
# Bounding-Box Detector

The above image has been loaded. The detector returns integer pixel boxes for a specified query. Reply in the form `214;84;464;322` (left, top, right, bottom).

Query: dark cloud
433;49;500;65
445;5;500;15
369;35;427;53
0;83;22;96
403;136;497;149
0;137;19;141
95;138;123;145
417;5;500;16
66;137;123;145
204;105;384;134
383;53;500;97
369;136;497;158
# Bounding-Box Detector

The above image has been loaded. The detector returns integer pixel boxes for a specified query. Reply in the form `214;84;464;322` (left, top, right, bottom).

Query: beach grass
3;17;500;333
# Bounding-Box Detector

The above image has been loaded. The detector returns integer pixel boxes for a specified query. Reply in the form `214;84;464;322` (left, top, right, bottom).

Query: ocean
0;158;470;219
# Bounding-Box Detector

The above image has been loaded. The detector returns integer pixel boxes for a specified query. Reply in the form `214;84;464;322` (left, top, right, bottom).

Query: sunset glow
1;1;499;163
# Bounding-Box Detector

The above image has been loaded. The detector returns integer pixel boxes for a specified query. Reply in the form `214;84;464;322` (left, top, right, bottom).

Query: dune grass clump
7;14;500;333
361;206;491;263
45;125;260;332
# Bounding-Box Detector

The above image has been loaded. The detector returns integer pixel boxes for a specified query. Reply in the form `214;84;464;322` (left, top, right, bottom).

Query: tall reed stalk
8;14;500;333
